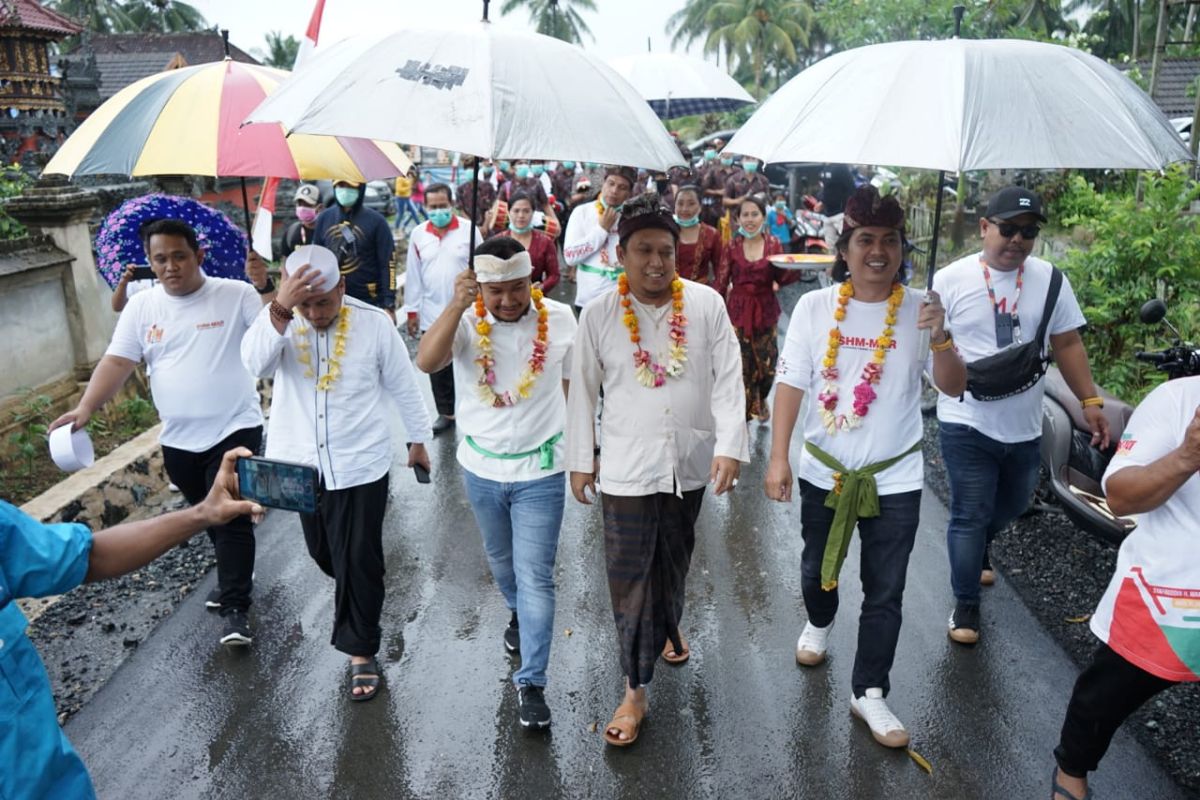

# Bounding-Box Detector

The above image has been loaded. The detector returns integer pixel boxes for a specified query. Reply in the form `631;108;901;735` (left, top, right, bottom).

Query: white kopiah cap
474;251;533;283
285;245;341;293
49;424;95;472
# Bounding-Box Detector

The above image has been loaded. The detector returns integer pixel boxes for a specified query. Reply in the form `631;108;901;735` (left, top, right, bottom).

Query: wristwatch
255;277;276;295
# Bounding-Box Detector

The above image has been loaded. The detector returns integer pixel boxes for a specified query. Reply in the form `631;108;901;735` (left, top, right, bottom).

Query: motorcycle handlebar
1135;350;1168;363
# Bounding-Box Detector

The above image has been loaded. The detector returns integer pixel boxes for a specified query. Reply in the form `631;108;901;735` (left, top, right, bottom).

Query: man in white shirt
934;187;1109;646
241;248;431;702
566;194;749;747
766;186;966;749
1051;377;1200;800
415;237;577;730
50;219;267;647
563;166;636;311
404;183;484;435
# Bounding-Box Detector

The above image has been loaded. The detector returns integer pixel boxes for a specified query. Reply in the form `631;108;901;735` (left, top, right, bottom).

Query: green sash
804;439;922;591
577;263;622;280
465;432;564;471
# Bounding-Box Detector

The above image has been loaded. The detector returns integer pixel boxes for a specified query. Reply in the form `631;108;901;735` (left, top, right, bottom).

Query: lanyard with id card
981;258;1023;348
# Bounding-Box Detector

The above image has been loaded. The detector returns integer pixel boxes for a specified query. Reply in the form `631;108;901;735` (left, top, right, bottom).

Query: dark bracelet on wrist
269;300;294;322
255;277;276;295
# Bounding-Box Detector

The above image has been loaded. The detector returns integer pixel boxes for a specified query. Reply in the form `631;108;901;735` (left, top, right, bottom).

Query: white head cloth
474;251;533;283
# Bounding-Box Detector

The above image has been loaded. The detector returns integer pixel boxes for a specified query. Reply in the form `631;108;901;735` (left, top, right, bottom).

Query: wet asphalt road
66;424;1188;799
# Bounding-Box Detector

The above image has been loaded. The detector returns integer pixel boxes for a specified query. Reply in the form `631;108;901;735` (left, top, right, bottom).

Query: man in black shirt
313;180;397;319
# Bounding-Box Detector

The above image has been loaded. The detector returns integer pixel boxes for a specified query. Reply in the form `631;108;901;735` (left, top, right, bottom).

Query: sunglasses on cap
988;218;1040;240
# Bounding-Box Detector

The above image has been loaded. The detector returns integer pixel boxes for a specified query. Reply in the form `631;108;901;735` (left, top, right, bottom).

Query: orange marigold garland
618;274;687;388
473;287;549;407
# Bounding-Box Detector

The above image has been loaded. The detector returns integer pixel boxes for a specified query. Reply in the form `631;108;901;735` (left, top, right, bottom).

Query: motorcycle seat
1044;367;1133;445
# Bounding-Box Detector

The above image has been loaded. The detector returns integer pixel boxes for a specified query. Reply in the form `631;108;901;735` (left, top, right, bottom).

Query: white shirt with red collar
403;215;484;331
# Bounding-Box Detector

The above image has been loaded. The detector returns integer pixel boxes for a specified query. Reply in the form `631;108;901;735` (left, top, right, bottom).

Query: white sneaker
795;621;833;666
850;688;910;748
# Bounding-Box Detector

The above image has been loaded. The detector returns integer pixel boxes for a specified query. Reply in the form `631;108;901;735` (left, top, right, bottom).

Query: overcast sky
188;0;706;64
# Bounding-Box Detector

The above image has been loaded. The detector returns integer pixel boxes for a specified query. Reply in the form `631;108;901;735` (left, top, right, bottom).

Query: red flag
296;0;326;70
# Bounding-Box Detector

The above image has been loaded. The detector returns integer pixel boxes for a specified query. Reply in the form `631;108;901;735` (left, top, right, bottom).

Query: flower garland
473;287;549;407
817;281;904;434
618;274;688;388
293;306;351;392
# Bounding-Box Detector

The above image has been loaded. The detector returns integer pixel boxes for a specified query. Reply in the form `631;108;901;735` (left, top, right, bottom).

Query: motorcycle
796;195;831;255
1038;298;1199;544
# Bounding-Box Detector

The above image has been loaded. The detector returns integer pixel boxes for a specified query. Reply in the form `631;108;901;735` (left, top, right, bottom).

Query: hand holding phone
236;456;319;514
406;443;431;484
131;265;156;282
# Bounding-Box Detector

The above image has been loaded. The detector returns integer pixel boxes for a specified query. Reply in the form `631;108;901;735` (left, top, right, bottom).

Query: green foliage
8;391;52;476
0;165;31;240
48;0;207;34
499;0;597;44
1053;166;1200;403
260;31;301;69
113;396;156;436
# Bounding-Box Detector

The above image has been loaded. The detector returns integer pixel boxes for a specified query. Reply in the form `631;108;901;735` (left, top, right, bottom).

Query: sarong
601;489;706;687
738;325;778;420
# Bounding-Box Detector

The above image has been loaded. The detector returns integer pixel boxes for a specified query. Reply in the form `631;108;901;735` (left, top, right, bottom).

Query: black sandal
349;659;382;703
1051;767;1093;800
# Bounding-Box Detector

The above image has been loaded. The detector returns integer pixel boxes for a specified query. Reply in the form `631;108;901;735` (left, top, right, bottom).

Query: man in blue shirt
1;448;262;799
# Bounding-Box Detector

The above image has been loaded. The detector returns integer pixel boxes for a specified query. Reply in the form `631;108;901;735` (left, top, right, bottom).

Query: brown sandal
603;700;647;747
661;634;690;665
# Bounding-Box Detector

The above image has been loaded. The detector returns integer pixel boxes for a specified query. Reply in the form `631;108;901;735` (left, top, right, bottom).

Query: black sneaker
205;588;222;610
219;610;253;646
504;611;520;654
948;602;981;645
432;415;456;436
517;682;551;729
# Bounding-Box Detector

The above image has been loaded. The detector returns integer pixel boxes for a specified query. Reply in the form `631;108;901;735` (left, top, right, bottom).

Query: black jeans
161;426;262;615
1054;643;1178;778
300;474;390;657
428;361;455;417
798;479;921;698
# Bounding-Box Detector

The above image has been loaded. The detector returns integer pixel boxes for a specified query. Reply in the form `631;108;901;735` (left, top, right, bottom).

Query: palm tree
47;0;137;33
123;0;208;33
499;0;597;44
261;32;300;69
703;0;812;98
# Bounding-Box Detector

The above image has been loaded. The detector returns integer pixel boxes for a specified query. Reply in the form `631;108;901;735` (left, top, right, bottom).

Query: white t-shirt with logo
1092;377;1200;682
106;277;264;452
776;285;928;495
933;252;1086;443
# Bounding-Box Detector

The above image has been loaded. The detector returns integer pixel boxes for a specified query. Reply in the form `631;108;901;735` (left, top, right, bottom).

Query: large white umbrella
726;38;1191;173
608;53;756;120
246;22;685;171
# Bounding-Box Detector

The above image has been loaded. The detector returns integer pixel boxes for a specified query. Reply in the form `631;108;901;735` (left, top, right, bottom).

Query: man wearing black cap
934;186;1109;646
565;193;748;747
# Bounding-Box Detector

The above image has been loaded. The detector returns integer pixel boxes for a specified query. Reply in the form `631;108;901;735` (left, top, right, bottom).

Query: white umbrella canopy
246;22;685;171
608;53;756;119
726;38;1192;172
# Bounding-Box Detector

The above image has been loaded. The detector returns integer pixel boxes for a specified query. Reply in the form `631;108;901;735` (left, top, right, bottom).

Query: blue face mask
738;225;762;239
531;165;545;176
516;165;531;179
720;157;734;166
481;166;493;177
674;214;700;228
508;220;532;234
600;198;624;212
775;201;787;210
428;208;454;228
499;161;511;172
743;161;759;173
704;149;717;161
334;186;359;207
462;169;475;182
585;162;598;169
562;161;575;169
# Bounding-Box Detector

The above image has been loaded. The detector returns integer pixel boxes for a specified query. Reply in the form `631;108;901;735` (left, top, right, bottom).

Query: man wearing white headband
241;245;432;703
416;237;577;731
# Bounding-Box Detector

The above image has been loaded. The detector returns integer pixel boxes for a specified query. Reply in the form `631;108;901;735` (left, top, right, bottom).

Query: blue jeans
462;469;565;687
939;421;1041;605
394;197;426;230
799;480;921;698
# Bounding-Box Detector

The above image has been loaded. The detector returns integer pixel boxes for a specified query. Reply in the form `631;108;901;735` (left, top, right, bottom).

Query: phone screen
236;457;319;515
131;266;156;282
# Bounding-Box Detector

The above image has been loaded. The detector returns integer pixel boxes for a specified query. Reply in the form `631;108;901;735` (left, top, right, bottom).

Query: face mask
508;220;532;234
334;186;359;207
674;214;700;228
462;169;475;182
499;161;511;172
428;208;454;228
481;166;493;177
703;149;717;161
516;165;531;179
720;157;733;166
296;206;317;224
738;225;761;238
562;161;575;169
743;161;759;173
531;165;545;176
585;162;598;169
775;201;786;210
600;198;624;212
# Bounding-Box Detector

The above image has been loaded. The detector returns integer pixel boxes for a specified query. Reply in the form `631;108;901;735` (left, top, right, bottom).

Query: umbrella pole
926;170;946;290
239;176;254;236
468;159;480;271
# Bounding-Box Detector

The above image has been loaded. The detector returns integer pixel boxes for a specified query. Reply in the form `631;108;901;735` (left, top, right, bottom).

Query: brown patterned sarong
738;325;778;420
601;489;706;687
